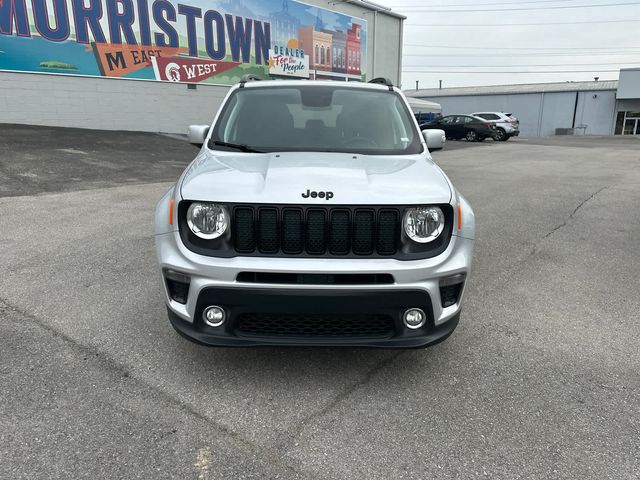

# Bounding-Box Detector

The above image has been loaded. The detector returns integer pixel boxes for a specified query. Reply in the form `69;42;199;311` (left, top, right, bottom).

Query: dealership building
0;0;405;133
406;68;640;137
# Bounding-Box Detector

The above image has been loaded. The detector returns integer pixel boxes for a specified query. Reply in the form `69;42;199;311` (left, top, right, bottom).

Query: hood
179;151;452;205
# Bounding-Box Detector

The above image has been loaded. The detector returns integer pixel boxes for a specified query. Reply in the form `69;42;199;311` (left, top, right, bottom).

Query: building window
616;111;640;135
315;45;319;64
326;48;330;66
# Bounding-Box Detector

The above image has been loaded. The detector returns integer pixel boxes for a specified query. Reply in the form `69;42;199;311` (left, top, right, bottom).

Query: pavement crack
0;296;311;479
531;186;608;255
543;186;608;240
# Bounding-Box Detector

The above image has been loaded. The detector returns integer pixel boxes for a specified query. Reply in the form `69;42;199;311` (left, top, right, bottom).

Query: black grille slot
329;210;350;255
236;313;395;338
234;208;255;253
282;209;303;254
377;210;398;255
440;283;464;308
353;210;375;255
236;272;394;285
306;210;327;254
165;279;189;304
258;208;279;253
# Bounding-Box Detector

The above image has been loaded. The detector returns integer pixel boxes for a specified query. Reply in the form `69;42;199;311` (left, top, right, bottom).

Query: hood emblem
302;190;334;200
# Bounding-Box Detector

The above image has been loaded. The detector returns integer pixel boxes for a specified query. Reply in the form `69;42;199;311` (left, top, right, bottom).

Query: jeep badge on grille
302;190;334;200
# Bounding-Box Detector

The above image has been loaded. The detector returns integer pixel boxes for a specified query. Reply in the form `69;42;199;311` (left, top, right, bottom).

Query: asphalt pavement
1;124;639;479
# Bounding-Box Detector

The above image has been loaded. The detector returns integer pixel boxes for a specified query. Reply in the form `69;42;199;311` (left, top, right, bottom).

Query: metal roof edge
405;80;619;98
336;0;407;19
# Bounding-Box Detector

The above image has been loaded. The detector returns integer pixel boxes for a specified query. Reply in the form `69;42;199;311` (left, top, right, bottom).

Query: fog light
203;306;226;327
403;308;426;329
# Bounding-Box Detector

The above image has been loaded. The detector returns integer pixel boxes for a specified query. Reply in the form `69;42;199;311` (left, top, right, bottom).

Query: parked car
472;112;520;141
155;77;475;349
421;115;497;142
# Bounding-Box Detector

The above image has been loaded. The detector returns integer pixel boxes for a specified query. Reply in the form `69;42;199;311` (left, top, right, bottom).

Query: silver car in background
472;112;520;141
154;78;475;348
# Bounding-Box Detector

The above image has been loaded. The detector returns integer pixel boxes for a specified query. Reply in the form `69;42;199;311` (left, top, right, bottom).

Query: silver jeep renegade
154;78;475;348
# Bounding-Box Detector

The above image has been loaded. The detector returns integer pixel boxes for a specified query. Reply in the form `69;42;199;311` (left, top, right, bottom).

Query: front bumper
168;288;460;348
155;225;474;348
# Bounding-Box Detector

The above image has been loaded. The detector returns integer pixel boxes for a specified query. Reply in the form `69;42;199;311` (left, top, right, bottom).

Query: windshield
209;86;423;155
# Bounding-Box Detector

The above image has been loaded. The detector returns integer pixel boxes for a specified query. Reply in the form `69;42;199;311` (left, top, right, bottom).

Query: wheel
465;130;477;142
494;128;508;141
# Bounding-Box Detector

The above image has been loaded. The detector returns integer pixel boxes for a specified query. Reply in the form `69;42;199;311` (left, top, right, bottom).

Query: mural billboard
0;0;367;84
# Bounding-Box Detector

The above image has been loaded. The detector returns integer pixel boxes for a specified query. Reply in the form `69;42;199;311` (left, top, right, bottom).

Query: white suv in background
472;112;520;141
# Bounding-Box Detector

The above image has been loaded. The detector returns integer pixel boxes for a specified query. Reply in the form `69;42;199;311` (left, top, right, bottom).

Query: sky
377;0;640;89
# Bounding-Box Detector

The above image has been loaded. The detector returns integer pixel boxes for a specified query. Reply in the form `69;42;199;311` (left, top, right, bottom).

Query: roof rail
239;74;262;87
368;77;394;91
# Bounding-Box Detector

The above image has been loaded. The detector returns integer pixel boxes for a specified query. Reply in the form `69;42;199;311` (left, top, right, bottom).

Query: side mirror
187;125;210;146
422;128;446;152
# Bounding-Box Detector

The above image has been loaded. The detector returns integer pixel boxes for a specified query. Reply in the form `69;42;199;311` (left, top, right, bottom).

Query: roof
341;0;407;20
406;97;442;113
240;79;393;91
405;80;619;98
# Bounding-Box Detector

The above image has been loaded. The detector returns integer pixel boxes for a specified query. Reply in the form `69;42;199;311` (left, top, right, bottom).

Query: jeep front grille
178;202;454;260
233;206;399;256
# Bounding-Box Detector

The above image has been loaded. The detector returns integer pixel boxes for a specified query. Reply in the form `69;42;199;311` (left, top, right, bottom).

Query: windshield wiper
211;140;265;153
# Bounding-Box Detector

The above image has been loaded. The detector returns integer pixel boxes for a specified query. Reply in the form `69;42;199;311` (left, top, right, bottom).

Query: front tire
465;130;477;142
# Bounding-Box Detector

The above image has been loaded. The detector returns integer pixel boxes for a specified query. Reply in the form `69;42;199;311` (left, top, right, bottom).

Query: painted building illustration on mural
297;10;363;78
269;1;301;49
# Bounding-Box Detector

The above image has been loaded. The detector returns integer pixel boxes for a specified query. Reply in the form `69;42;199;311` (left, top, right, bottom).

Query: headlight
403;206;445;243
186;203;229;239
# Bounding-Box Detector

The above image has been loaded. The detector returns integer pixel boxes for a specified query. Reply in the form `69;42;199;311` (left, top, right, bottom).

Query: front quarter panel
456;193;475;240
155;186;178;236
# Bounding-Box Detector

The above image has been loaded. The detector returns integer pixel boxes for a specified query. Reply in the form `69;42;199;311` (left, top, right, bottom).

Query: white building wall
575;90;617;135
0;0;403;134
617;99;640;111
617;68;640;99
0;72;230;133
415;89;617;137
538;92;575;137
372;12;403;84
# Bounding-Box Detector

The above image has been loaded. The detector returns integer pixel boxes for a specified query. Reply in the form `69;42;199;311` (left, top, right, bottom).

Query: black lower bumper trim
166;287;461;349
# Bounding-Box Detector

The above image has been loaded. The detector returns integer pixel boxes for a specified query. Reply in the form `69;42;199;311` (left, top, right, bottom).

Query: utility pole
415;80;419;91
439;80;443;89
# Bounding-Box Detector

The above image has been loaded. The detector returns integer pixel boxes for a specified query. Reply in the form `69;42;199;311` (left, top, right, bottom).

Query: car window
439;116;455;125
477;113;500;120
462;116;474;124
211;86;423;155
